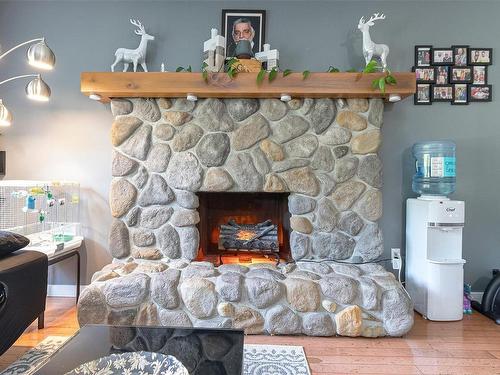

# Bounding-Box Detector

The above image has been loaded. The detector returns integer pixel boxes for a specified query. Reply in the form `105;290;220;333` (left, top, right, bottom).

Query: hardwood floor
1;297;499;374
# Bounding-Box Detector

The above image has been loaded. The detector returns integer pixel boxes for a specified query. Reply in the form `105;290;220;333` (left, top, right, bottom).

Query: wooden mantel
81;72;416;103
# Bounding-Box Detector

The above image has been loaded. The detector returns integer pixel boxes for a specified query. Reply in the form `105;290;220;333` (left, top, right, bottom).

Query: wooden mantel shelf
81;72;416;103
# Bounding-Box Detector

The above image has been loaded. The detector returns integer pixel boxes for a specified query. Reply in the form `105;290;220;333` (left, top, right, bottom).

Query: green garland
196;59;397;93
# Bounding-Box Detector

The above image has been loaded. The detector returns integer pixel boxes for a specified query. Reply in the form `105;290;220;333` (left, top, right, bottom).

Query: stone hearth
77;97;414;337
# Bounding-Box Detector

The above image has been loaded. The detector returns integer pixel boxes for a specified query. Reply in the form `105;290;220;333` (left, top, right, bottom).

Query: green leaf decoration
327;66;340;73
225;57;238;70
176;67;184;72
302;70;311;79
283;69;292;77
371;78;380;89
269;68;278;82
202;62;208;68
202;70;208;82
363;59;379;73
227;67;237;79
187;65;192;72
385;74;397;85
378;77;386;93
256;68;266;85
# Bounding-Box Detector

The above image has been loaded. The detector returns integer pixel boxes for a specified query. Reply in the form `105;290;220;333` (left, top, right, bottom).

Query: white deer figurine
358;13;389;71
111;19;155;72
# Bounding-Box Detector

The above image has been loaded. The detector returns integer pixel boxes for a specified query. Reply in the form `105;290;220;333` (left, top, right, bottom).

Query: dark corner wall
0;1;498;291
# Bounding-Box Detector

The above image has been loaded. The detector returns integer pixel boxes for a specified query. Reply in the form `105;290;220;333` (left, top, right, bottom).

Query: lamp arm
0;38;45;61
0;74;40;87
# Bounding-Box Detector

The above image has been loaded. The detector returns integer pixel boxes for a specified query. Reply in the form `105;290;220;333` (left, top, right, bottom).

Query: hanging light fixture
0;37;56;126
0;100;12;127
0;37;56;70
25;75;51;102
26;39;56;70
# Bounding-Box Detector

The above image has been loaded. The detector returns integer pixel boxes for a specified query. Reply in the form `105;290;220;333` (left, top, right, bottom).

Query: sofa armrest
0;250;48;355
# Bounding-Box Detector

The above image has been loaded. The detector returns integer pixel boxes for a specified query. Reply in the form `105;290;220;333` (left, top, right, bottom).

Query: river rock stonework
79;261;413;337
105;97;385;263
78;97;414;337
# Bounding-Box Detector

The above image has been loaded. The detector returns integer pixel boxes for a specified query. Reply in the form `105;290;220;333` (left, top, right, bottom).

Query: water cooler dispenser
406;140;466;321
406;198;465;320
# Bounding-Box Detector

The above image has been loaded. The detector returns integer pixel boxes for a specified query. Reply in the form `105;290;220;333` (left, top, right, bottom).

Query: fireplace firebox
197;192;290;264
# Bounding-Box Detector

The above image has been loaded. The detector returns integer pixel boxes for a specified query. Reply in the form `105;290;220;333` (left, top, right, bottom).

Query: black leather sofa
0;250;48;355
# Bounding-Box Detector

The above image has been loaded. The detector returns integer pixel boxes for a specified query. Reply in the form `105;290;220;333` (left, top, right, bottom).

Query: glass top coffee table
35;325;244;375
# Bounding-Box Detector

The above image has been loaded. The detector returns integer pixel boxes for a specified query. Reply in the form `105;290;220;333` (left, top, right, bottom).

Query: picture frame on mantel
221;9;266;58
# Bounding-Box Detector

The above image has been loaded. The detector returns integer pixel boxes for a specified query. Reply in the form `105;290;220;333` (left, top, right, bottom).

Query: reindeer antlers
359;12;386;26
130;18;145;34
368;12;386;23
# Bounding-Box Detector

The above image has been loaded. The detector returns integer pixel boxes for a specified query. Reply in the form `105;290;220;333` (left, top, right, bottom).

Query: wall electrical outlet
391;248;401;270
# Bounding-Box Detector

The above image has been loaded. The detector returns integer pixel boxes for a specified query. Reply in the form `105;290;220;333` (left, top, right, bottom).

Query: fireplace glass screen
197;192;290;262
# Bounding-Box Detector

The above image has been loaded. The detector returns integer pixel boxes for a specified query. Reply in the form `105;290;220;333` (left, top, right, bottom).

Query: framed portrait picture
435;66;449;84
415;84;432;105
469;48;493;65
222;9;266;58
414;67;436;83
415;45;432;67
452;45;469;66
431;48;454;65
473;66;487;85
432;85;453;101
469;85;492;102
450;67;472;83
452;84;468;105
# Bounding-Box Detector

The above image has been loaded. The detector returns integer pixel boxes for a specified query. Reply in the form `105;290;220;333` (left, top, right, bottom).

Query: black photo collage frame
413;45;492;105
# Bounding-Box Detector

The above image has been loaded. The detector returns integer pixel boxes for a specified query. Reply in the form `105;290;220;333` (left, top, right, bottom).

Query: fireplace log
220;224;240;232
242;225;276;245
228;219;241;228
256;219;272;227
218;220;279;253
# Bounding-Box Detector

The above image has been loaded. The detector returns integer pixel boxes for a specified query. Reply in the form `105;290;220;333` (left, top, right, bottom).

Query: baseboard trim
48;284;88;297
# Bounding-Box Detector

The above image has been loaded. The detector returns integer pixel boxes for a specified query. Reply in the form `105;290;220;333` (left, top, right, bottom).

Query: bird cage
0;180;80;249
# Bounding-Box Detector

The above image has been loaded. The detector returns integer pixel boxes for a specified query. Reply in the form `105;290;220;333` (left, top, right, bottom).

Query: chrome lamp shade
0;100;13;127
25;76;51;102
26;40;56;70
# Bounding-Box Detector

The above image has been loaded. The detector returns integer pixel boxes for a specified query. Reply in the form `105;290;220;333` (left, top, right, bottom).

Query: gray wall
0;0;498;291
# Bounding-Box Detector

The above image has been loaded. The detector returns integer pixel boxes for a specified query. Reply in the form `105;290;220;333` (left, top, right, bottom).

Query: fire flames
235;229;257;241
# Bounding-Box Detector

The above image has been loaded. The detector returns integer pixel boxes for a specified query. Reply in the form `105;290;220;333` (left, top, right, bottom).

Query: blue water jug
412;141;456;196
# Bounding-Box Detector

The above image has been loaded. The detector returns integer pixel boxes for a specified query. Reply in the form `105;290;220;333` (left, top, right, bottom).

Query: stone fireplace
78;96;414;337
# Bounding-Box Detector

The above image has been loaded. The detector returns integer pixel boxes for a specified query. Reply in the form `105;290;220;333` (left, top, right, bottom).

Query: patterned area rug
243;344;311;375
1;337;311;375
